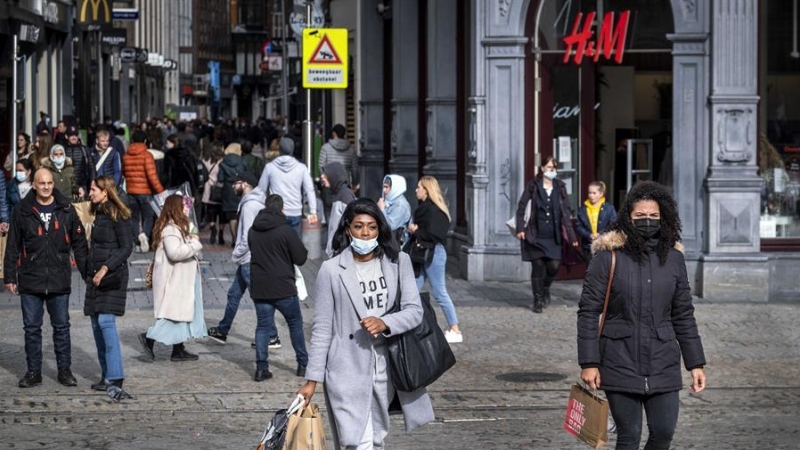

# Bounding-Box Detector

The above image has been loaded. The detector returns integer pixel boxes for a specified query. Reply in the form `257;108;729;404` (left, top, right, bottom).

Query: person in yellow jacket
576;181;618;260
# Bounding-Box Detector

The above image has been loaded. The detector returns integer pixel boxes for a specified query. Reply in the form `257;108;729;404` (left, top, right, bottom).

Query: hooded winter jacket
577;231;706;395
232;187;267;265
123;143;164;195
322;162;356;257
382;174;412;232
41;157;77;199
3;189;89;294
257;155;317;218
63;142;91;193
319;137;359;186
248;210;308;301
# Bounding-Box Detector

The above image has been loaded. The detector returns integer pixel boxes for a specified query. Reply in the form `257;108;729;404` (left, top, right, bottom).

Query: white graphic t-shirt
354;258;388;317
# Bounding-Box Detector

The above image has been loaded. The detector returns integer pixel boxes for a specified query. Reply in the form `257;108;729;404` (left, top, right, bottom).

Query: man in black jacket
248;194;308;382
4;169;89;388
63;126;93;199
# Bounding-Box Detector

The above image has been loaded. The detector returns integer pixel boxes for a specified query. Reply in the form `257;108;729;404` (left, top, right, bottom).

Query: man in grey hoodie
257;138;318;235
319;124;359;191
207;171;280;347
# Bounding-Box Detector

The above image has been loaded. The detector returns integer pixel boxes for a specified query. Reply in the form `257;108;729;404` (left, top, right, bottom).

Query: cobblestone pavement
0;243;799;449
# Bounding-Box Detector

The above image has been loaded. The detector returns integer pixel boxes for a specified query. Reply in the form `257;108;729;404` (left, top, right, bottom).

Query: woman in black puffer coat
577;181;706;450
85;175;134;401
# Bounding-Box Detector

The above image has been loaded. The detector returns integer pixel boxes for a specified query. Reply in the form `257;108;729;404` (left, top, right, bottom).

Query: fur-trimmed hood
590;230;684;255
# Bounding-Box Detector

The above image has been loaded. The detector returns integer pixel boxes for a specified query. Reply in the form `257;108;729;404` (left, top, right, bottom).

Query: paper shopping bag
283;403;327;450
72;201;94;243
564;383;609;448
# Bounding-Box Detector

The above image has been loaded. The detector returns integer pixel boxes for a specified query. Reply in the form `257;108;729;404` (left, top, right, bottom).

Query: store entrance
526;0;675;279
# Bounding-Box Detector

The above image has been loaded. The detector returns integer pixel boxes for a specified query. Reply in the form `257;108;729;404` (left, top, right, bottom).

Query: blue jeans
254;296;308;371
20;293;71;372
216;264;277;339
286;215;302;238
90;314;124;381
129;194;155;240
415;244;459;326
605;390;680;450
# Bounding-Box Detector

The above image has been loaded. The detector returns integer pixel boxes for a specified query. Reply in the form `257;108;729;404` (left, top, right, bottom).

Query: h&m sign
562;10;631;65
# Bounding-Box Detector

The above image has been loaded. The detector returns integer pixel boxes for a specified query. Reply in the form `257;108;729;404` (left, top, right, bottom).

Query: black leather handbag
384;268;456;392
403;237;435;265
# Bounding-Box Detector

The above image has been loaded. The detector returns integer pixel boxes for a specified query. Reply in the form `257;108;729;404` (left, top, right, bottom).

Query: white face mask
350;236;379;255
15;171;28;182
543;170;557;180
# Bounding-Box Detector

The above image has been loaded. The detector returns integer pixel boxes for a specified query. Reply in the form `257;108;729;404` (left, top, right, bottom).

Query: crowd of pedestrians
1;113;707;449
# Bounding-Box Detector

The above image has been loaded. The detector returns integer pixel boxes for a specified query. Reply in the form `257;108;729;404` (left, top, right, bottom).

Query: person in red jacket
123;130;164;252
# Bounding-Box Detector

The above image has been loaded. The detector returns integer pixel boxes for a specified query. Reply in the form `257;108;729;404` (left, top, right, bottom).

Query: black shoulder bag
384;264;456;392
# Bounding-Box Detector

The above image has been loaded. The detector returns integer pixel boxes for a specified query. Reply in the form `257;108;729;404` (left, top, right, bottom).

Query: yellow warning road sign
303;28;348;89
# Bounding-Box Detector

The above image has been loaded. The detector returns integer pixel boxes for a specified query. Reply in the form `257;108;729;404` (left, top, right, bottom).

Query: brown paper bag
564;383;609;448
0;233;7;279
72;201;94;243
282;403;327;450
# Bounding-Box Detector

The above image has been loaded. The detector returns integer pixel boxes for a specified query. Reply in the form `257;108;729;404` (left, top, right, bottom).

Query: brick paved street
0;244;798;449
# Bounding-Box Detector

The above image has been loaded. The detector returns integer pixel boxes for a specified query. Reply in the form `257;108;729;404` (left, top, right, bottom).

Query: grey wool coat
305;250;435;446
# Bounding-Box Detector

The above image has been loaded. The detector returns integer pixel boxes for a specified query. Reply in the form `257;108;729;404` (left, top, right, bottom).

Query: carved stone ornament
499;0;512;17
683;0;696;14
716;108;753;163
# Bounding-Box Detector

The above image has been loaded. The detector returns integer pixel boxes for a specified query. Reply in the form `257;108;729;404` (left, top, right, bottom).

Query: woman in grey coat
298;198;435;449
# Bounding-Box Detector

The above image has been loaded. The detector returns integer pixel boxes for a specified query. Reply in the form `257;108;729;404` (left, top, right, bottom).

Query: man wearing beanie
257;138;318;235
63;126;91;199
123;130;165;252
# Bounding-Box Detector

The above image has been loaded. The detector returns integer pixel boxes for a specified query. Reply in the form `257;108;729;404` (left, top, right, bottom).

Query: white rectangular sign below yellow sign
302;28;348;89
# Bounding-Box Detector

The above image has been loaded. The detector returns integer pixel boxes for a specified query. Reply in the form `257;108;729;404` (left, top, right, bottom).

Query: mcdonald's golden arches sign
78;0;112;30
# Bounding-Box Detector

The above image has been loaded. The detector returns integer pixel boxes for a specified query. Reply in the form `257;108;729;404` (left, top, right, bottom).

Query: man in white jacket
257;138;318;236
207;171;281;347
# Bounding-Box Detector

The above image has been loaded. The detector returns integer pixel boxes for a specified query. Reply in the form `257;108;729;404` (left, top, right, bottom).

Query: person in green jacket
41;144;78;199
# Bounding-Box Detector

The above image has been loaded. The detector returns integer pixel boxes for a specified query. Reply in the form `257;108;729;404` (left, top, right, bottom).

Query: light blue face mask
52;156;66;168
350;236;379;255
15;171;27;182
543;170;558;180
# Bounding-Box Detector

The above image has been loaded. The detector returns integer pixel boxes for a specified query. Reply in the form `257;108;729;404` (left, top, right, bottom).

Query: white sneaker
138;233;150;252
444;329;463;343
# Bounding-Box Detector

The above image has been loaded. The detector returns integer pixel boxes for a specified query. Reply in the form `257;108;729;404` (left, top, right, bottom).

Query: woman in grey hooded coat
299;199;434;450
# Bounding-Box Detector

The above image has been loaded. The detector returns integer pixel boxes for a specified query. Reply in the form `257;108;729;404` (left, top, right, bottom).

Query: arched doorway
523;0;675;276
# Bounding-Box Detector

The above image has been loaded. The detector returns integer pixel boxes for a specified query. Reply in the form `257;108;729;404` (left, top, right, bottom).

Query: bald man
4;169;88;388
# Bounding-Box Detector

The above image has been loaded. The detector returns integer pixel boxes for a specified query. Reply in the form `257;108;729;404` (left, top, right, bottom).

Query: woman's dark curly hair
606;181;681;265
331;198;400;262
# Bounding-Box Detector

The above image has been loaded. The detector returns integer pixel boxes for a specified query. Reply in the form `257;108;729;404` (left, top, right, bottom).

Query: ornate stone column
668;0;712;292
460;0;529;281
389;0;420;186
702;0;766;301
424;0;458;215
357;0;387;201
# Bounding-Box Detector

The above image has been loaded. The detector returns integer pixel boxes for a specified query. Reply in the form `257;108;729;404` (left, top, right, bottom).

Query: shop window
760;1;800;240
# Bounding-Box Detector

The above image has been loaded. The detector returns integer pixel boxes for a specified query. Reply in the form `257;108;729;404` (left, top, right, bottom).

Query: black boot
139;333;155;360
171;343;199;362
218;230;225;246
209;225;217;245
543;274;555;308
542;287;551;307
532;278;545;314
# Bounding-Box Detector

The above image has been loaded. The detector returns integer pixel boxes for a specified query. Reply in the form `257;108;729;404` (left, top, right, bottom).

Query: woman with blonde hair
408;175;463;343
85;175;134;400
139;194;206;361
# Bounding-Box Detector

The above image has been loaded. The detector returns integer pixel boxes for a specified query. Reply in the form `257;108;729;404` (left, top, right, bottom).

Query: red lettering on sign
563;10;631;65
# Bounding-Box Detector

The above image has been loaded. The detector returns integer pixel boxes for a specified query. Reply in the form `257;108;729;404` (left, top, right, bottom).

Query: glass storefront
531;0;674;212
759;1;800;239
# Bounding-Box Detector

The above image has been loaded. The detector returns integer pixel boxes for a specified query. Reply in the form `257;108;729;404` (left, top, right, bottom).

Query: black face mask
633;218;661;239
